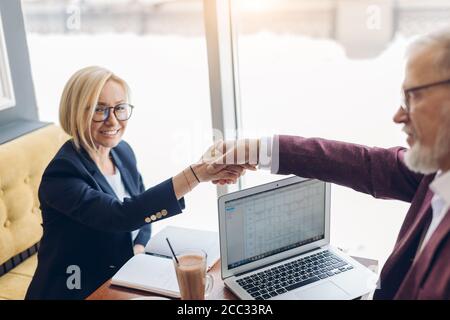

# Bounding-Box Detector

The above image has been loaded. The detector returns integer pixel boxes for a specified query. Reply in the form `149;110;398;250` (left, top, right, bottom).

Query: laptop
218;176;376;300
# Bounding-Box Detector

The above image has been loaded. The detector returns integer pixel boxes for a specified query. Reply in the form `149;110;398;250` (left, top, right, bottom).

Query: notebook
111;253;180;298
111;226;220;298
145;226;220;270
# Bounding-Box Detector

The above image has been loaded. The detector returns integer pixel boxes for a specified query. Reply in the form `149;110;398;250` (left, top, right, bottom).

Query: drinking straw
166;237;179;265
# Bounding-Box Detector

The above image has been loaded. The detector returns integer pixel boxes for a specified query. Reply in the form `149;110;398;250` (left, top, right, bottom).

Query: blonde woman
26;66;248;299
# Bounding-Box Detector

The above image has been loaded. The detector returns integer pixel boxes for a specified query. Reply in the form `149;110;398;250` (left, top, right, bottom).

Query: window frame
0;0;48;145
0;12;15;111
203;0;243;196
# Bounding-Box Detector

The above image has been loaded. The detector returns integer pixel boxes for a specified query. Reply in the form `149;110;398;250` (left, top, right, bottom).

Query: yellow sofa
0;125;69;299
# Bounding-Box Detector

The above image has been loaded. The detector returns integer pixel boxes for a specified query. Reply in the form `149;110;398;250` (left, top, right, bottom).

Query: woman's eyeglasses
92;103;134;122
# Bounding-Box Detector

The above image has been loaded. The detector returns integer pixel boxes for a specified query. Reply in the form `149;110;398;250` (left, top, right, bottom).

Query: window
206;0;450;263
0;12;15;111
0;0;43;144
23;0;218;233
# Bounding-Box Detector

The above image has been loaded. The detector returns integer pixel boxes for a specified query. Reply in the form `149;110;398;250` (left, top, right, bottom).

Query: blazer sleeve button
150;215;157;221
144;217;151;223
161;209;168;216
156;212;162;219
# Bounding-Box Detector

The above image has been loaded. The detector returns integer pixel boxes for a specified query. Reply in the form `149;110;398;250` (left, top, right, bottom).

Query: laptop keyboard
236;250;354;300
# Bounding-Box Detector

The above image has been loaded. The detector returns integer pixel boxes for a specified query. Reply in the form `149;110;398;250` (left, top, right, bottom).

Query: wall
0;0;47;145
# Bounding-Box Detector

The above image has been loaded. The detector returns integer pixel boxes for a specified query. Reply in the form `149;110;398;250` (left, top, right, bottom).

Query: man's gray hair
407;27;450;76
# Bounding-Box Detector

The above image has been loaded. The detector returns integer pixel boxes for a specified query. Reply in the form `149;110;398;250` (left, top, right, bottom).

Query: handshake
191;138;261;185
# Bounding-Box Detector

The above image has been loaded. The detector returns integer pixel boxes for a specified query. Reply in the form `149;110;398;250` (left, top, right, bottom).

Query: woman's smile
99;128;120;137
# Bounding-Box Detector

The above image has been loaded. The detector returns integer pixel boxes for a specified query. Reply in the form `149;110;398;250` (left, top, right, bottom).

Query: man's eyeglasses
401;78;450;113
92;103;134;122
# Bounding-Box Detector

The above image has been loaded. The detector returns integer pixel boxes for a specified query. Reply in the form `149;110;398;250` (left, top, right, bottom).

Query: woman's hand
133;244;146;255
191;163;246;184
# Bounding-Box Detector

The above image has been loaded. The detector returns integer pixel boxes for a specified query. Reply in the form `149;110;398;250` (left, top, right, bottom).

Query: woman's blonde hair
59;66;130;158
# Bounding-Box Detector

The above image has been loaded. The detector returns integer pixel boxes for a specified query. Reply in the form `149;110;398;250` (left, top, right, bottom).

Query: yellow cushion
0;125;69;265
0;125;69;300
8;253;38;277
0;254;37;300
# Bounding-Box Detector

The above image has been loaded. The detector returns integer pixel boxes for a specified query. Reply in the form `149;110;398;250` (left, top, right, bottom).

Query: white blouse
104;167;139;242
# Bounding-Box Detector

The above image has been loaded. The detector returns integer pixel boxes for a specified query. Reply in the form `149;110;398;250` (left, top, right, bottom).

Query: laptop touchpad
293;281;350;300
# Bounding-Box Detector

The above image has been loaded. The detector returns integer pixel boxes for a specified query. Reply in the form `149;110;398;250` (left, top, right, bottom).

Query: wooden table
87;256;377;300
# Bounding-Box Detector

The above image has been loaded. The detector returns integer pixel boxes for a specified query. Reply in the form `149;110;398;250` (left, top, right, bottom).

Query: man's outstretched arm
275;135;423;202
213;135;424;203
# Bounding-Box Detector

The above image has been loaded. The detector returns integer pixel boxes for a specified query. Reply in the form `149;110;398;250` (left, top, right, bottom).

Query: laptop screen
224;179;326;270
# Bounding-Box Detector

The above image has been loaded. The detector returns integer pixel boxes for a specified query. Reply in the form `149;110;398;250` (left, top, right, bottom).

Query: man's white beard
404;143;440;174
404;123;450;174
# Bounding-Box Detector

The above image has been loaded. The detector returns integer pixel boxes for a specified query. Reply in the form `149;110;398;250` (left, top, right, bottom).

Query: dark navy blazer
25;139;185;299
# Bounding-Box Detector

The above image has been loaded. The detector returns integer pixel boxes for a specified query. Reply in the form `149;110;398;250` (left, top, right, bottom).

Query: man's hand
200;139;260;185
204;139;260;166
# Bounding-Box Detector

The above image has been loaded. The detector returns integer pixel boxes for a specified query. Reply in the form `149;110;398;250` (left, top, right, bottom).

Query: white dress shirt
419;170;450;252
258;136;277;172
258;136;450;253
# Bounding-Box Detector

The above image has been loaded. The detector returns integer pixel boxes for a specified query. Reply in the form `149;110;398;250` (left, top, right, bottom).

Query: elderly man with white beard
210;28;450;299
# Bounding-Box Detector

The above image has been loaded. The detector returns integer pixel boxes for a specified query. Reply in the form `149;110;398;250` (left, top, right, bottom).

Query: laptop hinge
234;246;321;277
